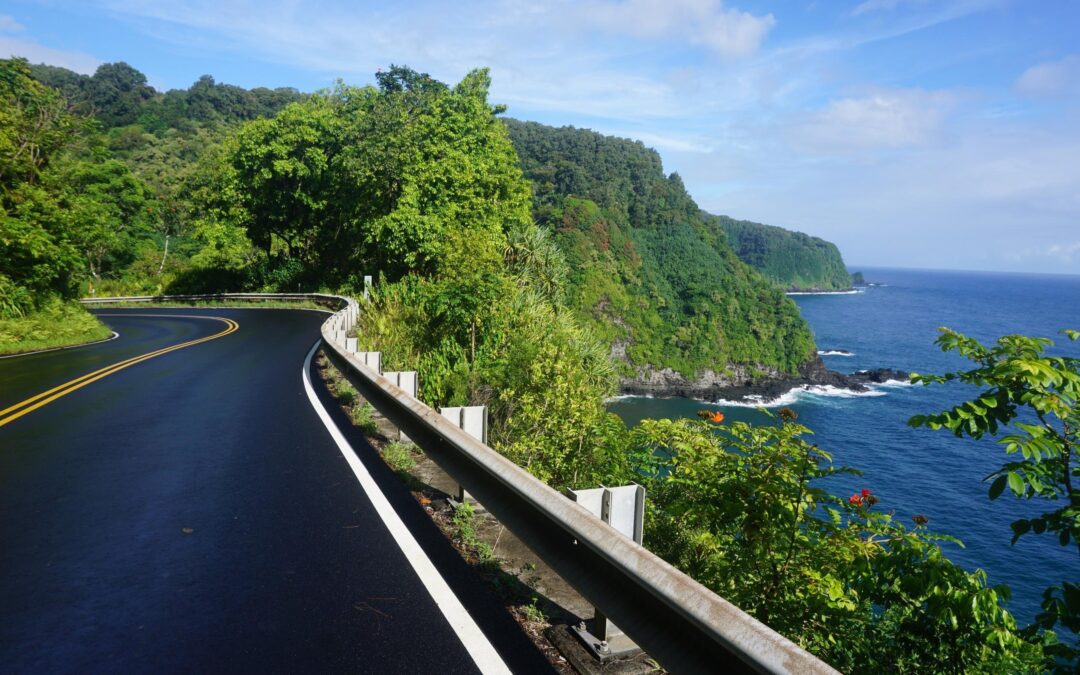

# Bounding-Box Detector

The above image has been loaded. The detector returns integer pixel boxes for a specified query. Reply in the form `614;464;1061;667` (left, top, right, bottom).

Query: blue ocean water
610;267;1080;625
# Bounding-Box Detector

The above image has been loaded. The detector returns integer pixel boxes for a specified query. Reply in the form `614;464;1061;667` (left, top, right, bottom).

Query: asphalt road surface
0;308;552;674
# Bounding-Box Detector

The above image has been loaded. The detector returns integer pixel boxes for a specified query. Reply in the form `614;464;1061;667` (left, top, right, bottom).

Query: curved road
0;308;551;674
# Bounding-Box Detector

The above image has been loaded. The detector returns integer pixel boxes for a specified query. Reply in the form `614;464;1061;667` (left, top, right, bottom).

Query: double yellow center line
0;314;239;428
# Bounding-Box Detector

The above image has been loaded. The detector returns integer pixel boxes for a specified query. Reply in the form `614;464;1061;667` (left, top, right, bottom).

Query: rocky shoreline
618;356;909;404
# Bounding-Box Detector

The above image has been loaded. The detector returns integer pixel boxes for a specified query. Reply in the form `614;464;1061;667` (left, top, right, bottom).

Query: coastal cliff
705;213;854;292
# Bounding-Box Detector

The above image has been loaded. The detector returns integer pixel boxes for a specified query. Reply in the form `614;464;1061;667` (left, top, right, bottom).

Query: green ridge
504;119;816;377
707;213;852;291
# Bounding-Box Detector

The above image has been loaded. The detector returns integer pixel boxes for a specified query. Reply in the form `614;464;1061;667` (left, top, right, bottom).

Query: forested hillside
709;214;852;291
29;62;306;130
504;120;816;380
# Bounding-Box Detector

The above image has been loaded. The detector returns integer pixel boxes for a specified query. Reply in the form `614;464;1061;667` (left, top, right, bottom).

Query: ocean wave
604;393;657;402
817;350;854;357
867;379;912;388
710;391;803;408
710;384;887;408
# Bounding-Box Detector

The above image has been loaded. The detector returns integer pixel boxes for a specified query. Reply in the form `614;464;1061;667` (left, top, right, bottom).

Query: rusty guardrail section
86;293;838;675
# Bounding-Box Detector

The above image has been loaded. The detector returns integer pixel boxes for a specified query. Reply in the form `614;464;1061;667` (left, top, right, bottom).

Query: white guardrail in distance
84;293;839;675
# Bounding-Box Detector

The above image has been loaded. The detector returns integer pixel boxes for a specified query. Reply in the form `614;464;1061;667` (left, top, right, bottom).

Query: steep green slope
504;120;816;380
707;214;852;291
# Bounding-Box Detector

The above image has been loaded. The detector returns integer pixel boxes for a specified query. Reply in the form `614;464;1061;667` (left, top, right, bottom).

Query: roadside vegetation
5;52;1076;670
0;299;112;355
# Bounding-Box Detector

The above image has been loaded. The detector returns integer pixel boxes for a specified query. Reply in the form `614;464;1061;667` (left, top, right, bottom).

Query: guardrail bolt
577;621;586;632
598;641;610;655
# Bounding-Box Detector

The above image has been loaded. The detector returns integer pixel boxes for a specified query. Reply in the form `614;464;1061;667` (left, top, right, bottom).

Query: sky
3;0;1079;274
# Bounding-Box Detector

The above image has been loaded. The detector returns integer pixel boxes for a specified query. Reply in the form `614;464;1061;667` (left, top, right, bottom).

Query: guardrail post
567;484;647;660
346;337;358;353
438;406;488;504
356;351;381;373
383;371;417;398
383;371;418;441
363;275;373;300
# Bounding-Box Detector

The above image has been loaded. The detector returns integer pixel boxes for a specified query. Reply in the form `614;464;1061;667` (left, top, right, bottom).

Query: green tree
87;62;155;127
225;96;343;264
53;157;151;279
336;67;531;280
0;57;85;305
910;328;1080;668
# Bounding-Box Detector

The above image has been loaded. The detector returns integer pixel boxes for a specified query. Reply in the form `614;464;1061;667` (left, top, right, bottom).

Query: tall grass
0;300;113;355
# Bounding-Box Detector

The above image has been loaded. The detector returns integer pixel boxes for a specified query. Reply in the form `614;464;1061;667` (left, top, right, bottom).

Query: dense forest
503;120;816;379
3;57;1074;671
0;58;313;351
709;213;853;291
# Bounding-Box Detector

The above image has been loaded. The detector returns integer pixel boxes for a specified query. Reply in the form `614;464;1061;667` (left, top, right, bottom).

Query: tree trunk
157;234;170;275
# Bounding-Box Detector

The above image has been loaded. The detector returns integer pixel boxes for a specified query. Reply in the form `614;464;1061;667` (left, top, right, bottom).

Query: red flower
861;488;872;498
848;494;863;506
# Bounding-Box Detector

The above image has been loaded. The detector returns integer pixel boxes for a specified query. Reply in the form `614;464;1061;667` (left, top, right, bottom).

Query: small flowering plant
848;488;879;507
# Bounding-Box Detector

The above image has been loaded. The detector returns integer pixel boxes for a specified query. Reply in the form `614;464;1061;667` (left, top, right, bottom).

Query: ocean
609;267;1080;626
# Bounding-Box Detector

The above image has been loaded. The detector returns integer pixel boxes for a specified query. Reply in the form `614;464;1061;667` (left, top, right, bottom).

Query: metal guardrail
81;292;345;307
87;293;838;675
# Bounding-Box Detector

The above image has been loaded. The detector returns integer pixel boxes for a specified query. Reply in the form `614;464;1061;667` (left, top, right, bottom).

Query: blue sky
3;0;1079;274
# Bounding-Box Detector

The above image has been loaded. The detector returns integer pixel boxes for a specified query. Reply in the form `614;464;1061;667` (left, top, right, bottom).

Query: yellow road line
0;314;239;428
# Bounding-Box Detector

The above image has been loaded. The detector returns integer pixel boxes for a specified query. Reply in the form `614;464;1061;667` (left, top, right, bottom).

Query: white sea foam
800;384;887;399
709;384;887;408
605;393;657;402
867;379;913;388
786;289;862;296
817;350;854;357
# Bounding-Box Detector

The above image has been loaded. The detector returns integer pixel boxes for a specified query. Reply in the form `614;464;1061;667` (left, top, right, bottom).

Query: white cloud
0;14;25;32
605;129;717;153
1016;55;1080;98
682;113;1080;273
792;88;957;153
1044;242;1080;263
579;0;775;58
0;36;100;73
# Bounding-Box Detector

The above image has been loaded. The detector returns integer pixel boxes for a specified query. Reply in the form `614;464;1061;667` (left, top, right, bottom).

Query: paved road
0;308;552;674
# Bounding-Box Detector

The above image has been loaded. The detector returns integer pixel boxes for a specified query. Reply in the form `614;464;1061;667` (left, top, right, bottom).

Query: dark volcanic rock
849;368;910;384
618;356;909;404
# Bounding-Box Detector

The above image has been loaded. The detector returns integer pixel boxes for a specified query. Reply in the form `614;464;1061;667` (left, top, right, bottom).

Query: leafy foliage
504;119;817;377
633;414;1044;672
29;63;306;131
1;58;86;306
910;327;1080;669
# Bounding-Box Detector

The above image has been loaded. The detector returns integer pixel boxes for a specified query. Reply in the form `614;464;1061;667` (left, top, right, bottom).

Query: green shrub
349;402;377;435
381;441;415;473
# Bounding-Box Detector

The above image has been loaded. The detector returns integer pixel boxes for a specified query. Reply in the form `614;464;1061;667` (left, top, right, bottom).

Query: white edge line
0;331;120;360
301;340;512;675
